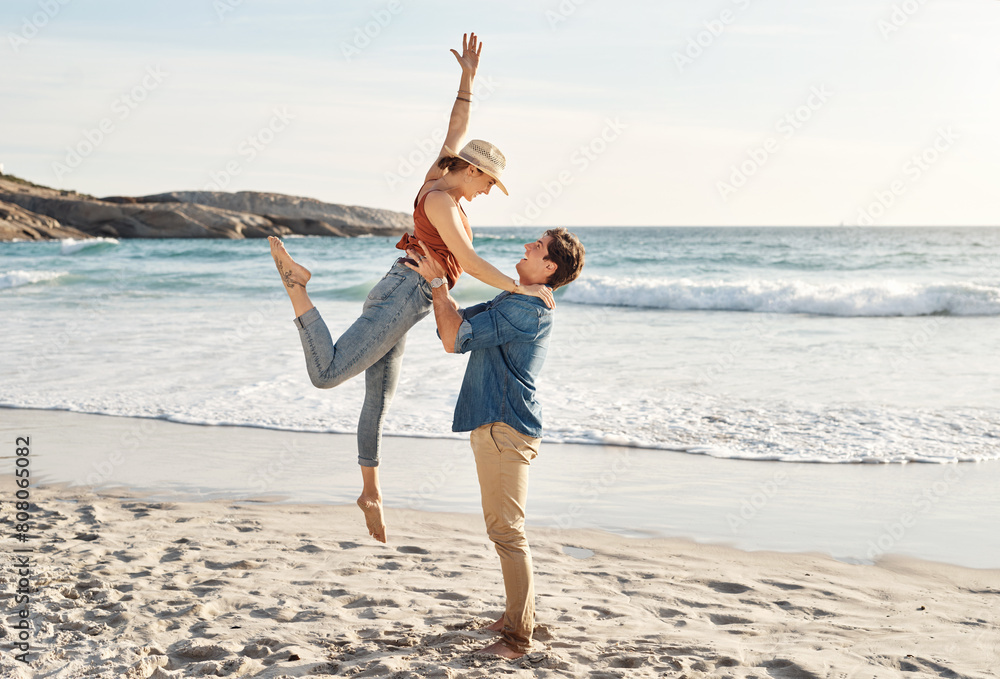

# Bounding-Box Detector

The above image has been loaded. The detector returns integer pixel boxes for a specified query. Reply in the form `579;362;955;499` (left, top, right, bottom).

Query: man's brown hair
543;228;585;291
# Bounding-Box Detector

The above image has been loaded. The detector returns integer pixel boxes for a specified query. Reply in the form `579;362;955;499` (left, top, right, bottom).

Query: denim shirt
450;292;553;438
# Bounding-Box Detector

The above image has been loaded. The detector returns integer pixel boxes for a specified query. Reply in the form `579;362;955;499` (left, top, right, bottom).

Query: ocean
2;226;999;465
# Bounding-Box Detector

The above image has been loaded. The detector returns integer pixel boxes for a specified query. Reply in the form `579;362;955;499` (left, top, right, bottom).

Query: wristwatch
430;276;447;289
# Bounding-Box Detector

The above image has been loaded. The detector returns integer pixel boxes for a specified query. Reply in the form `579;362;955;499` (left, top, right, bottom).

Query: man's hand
405;242;462;352
403;242;448;284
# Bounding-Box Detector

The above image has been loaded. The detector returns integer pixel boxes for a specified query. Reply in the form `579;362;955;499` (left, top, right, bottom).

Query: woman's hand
450;32;482;76
519;283;556;309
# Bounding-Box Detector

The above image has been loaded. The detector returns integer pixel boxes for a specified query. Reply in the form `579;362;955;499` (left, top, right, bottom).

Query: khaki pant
470;421;541;655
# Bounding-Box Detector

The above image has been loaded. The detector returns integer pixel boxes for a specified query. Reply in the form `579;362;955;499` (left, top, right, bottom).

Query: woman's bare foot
269;236;315;317
357;493;386;543
269;236;311;288
485;616;504;633
476;639;524;660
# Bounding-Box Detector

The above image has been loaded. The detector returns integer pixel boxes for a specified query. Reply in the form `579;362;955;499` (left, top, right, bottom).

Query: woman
268;32;553;544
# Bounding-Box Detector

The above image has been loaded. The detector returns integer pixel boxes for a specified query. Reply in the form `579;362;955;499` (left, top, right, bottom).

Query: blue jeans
293;260;432;467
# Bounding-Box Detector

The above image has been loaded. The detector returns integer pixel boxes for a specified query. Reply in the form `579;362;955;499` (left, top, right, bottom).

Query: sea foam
561;276;1000;317
60;237;119;255
0;270;68;290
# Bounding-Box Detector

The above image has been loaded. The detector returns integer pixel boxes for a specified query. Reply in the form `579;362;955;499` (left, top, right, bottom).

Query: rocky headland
0;175;413;241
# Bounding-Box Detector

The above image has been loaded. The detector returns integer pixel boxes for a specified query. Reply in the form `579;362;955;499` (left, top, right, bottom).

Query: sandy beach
1;484;998;678
1;412;998;678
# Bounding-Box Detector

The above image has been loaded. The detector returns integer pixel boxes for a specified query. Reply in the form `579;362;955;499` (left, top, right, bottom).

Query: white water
563;276;1000;316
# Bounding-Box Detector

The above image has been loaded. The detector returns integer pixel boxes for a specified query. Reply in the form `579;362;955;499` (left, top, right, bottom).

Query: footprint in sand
582;605;626;620
532;624;554;641
708;613;753;625
159;548;187;563
706;580;753;594
344;595;401;610
607;654;650;669
562;545;595;559
204;559;261;570
169;640;233;661
762;579;806;591
433;591;470;601
396;545;430;555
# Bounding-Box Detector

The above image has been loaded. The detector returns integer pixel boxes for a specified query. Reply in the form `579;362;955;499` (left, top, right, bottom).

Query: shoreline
2;407;999;569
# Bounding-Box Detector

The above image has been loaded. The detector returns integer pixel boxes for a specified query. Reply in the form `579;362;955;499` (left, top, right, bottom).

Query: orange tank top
396;189;472;289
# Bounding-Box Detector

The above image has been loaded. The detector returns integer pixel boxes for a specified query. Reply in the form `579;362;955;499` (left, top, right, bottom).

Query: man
405;228;585;659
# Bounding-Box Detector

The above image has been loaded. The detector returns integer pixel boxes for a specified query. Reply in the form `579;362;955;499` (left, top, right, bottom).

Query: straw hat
442;140;508;195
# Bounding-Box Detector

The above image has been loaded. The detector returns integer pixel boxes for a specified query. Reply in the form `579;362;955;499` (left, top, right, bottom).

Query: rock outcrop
0;199;93;241
116;191;413;236
0;177;413;242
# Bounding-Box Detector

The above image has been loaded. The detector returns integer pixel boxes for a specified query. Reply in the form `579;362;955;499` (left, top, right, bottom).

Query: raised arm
423;33;481;185
423;192;555;308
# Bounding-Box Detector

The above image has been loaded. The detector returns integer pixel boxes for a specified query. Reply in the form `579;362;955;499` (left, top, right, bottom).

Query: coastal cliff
0;175;413;241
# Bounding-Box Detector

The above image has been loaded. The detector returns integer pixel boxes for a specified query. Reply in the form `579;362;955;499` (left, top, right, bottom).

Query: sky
1;0;998;227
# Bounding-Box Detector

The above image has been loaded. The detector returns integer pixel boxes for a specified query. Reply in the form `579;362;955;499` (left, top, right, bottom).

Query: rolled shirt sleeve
453;318;474;353
436;301;489;341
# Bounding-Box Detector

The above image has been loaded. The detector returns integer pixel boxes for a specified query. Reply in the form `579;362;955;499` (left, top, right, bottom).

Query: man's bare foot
485;616;504;633
476;639;524;660
356;494;386;543
269;236;311;289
